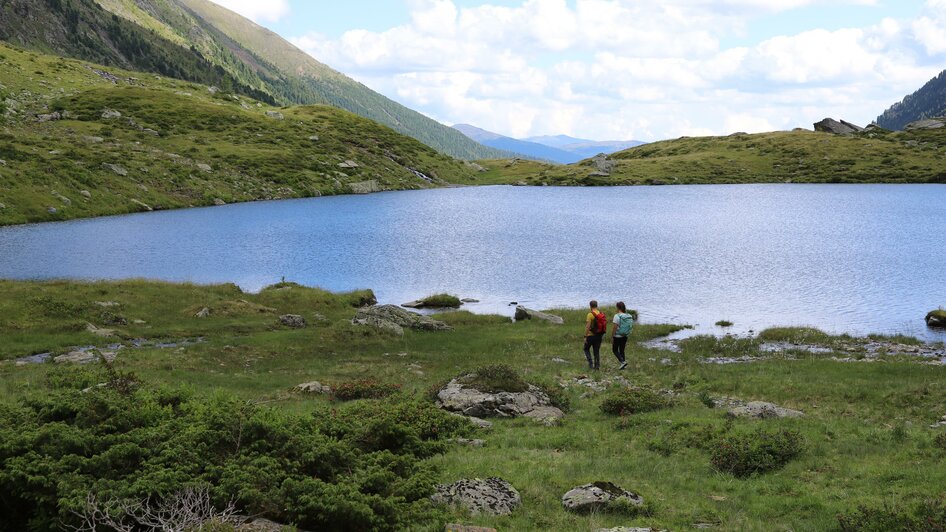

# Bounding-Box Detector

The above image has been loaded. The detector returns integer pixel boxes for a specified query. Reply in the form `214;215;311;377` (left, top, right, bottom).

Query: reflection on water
0;184;944;339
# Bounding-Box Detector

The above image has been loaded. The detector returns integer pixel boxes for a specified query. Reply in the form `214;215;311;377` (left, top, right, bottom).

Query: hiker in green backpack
611;301;634;370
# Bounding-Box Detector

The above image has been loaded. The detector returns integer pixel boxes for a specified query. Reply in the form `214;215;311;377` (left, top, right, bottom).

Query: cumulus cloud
290;0;946;140
208;0;290;23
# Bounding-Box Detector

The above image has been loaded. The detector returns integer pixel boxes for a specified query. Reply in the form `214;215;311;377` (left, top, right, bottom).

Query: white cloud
290;0;946;141
207;0;290;23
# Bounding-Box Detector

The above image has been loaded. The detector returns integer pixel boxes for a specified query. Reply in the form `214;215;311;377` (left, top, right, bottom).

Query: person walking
611;301;634;370
584;300;607;370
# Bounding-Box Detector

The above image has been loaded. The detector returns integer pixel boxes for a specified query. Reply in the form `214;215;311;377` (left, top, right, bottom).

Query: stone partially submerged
514;305;564;325
927;309;946;328
352;305;452;336
562;482;645;514
431;478;522;516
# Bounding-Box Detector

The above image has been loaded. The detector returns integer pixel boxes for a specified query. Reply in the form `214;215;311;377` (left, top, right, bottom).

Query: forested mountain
876;69;946;130
0;0;510;159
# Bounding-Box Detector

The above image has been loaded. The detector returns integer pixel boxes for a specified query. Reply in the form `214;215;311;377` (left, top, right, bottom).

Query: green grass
0;42;475;226
716;320;734;327
474;128;946;186
2;279;945;530
416;294;463;308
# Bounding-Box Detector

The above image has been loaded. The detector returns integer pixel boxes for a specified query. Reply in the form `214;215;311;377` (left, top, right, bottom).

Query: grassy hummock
414;294;463;309
1;279;945;530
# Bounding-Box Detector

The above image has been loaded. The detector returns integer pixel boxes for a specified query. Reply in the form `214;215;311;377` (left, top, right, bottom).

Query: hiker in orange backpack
584;300;607;370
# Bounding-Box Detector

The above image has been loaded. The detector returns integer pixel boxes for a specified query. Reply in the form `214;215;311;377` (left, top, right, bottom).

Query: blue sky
214;0;946;141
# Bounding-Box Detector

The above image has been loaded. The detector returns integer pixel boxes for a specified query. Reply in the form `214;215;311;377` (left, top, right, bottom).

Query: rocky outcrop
727;401;804;419
905;117;946;131
562;482;645;514
514;306;564;325
264;111;284;120
432;478;521;516
437;378;563;420
352;305;452;336
589;154;616;176
349;180;381;194
101;109;122;119
85;323;116;338
102;163;128;176
814;118;864;136
279;314;307;329
54;349;117;364
296;381;331;394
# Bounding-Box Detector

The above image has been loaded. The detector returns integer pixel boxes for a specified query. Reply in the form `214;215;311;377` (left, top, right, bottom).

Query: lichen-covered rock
927;309;946;328
432;478;521;516
352;305;452;335
54;349;117;364
437;379;559;420
279;314;307;329
514;305;564;325
296;381;330;394
727;401;804;419
562;482;644;514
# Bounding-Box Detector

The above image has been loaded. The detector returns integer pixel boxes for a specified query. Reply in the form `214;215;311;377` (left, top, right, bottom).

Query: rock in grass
296;381;330;394
195;307;211;318
85;323;116;337
279;314;307;329
432;478;521;516
437;378;558;419
55;350;116;364
265;110;284;120
352;305;452;335
727;401;804;419
927;309;946;328
445;525;496;532
452;437;486;447
514;305;564;325
562;482;644;514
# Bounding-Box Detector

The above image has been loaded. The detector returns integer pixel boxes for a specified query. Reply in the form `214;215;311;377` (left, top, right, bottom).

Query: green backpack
616;313;634;336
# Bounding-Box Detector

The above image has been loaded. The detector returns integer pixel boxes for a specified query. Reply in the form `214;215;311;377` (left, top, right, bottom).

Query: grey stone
36;111;61;122
102;163;128;176
349;180;380;194
905;117;946;131
195;307;211;318
432;478;521;516
562;482;644;514
437;378;557;420
814;118;863;136
196;163;213;172
213;198;227;206
461;298;480;303
296;381;331;394
0;203;6;210
279;314;307;329
338;159;360;169
80;190;92;199
52;192;71;205
514;305;564;325
131;199;153;212
927;311;946;328
265;110;284;120
101;109;122;119
727;401;804;419
452;437;487;447
589;153;616;176
55;350;117;364
353;305;452;335
524;405;565;425
47;207;58;214
308;135;320;141
85;323;116;338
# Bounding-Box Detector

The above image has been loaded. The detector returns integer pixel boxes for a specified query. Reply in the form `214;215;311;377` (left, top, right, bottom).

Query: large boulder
905;117;946;131
437;378;562;419
431;478;521;516
813;118;864;136
562;482;645;514
927;309;946;328
514;305;565;325
589;154;615;177
727;401;804;419
352;305;452;336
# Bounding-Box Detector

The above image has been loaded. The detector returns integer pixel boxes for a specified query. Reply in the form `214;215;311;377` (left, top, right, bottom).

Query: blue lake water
0;184;944;339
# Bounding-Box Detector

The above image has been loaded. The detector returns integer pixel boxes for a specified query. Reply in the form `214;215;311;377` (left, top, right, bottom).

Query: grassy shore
1;279;945;530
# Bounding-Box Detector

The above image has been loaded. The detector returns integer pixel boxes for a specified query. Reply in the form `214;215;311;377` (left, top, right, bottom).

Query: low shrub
647;422;729;457
0;372;464;531
458;364;529;393
530;377;571;413
332;378;401;401
837;496;946;531
601;387;672;416
710;428;804;477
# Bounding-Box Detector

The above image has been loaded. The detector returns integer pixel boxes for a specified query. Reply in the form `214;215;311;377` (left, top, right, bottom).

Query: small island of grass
927;308;946;328
716;320;734;327
403;293;463;309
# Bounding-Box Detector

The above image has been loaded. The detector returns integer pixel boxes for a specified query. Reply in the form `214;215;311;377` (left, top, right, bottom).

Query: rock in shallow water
514;305;564;325
432;478;521;516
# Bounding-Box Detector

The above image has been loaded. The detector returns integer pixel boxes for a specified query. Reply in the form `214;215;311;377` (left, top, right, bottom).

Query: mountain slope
453;124;575;163
48;0;505;160
463;129;946;186
0;42;475;226
525;134;646;159
876;69;946;130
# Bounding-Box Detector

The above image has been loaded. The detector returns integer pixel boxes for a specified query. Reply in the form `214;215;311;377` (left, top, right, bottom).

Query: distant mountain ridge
876;69;946;131
0;0;510;159
453;124;645;163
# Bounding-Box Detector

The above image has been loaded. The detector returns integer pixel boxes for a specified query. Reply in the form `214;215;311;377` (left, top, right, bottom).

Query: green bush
647;421;729;456
710;428;804;477
837;497;946;531
601;387;672;416
458;364;529;393
332;378;401;401
0;372;467;531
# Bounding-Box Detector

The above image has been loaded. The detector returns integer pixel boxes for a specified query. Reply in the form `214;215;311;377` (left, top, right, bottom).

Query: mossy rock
403;294;462;309
926;309;946;328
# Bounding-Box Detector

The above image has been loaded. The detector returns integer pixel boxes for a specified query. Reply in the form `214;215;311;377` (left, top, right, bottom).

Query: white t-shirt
613;312;633;338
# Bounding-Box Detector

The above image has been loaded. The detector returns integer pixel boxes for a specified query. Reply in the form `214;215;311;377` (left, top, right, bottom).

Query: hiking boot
618;362;628;370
